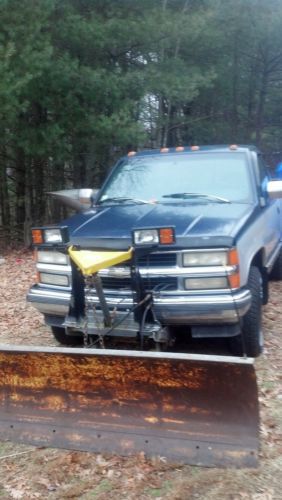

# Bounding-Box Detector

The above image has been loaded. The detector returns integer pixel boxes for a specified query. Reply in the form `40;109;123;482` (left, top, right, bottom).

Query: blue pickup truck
28;145;282;357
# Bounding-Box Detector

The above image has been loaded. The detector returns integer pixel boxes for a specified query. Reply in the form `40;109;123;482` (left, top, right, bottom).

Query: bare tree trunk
160;0;189;147
256;67;268;146
246;61;259;140
231;34;239;138
73;151;87;188
0;152;10;230
32;157;47;224
15;148;26;228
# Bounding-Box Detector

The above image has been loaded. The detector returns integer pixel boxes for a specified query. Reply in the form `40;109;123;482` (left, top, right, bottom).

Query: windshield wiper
162;193;230;203
98;196;155;205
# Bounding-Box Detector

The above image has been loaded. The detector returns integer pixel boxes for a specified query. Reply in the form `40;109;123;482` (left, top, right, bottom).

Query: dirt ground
0;250;281;500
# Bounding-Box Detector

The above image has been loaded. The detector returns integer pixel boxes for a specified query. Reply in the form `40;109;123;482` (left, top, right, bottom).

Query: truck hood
67;202;257;249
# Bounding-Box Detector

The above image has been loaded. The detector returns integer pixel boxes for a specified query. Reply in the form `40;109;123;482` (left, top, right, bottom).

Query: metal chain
84;277;91;346
84;275;106;348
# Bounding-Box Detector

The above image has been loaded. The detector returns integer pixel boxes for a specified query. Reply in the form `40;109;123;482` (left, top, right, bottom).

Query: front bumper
27;285;251;325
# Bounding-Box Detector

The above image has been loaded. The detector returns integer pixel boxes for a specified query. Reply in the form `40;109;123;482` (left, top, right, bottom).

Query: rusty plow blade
0;345;259;467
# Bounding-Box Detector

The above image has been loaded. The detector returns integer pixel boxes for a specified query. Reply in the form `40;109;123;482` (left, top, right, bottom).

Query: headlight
184;277;228;290
183;251;227;267
133;227;175;245
37;250;68;265
44;228;63;243
31;226;69;245
134;229;159;245
39;273;69;286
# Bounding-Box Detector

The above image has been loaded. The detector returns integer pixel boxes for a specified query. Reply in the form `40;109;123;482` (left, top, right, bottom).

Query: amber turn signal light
228;273;240;289
228;248;239;266
32;229;43;245
159;227;175;245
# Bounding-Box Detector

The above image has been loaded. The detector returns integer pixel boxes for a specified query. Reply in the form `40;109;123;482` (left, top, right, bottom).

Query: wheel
229;266;263;358
51;326;82;346
270;247;282;280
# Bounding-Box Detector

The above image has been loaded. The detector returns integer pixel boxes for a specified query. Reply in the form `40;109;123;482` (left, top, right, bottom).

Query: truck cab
27;145;282;356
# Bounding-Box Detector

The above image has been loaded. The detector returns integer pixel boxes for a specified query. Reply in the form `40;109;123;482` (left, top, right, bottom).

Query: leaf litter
0;250;281;499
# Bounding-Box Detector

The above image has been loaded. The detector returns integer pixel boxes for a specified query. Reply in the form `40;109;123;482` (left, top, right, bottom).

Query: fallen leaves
0;250;281;499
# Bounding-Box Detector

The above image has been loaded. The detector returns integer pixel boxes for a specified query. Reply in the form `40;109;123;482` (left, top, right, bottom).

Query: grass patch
81;479;112;498
145;480;172;498
0;441;24;458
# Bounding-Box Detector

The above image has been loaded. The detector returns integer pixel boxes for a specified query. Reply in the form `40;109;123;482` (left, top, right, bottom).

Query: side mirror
267;180;282;199
48;189;99;212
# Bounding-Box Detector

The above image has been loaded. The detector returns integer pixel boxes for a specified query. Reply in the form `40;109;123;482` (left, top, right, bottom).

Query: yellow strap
68;246;133;276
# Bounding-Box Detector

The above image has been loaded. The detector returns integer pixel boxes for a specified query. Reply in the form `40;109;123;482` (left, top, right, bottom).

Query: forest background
1;0;282;245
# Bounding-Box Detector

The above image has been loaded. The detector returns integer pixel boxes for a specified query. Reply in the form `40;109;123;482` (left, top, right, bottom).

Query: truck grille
97;252;178;292
138;252;177;267
100;276;177;292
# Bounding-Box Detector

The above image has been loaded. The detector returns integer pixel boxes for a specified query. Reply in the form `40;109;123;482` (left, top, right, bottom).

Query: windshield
98;152;253;204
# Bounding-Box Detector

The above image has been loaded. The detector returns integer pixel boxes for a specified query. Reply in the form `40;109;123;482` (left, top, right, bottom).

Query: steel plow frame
0;345;259;467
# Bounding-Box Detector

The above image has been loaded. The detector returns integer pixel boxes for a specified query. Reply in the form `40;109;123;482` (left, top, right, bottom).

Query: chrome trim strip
28;288;71;301
86;288;251;308
98;264;237;278
27;284;250;323
27;288;251;307
155;289;250;305
28;286;249;308
27;288;251;306
33;303;69;315
0;343;254;364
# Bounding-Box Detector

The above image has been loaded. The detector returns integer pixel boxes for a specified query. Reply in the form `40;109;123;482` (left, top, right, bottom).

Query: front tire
51;326;82;346
229;266;263;358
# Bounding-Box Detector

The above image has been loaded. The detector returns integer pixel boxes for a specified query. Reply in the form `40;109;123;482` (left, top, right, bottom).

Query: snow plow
0;346;258;468
0;245;260;468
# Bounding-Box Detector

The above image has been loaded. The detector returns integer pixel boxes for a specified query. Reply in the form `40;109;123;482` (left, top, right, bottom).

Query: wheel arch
249;248;268;305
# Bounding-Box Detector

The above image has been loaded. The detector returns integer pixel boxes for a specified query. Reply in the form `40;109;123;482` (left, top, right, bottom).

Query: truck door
258;155;281;260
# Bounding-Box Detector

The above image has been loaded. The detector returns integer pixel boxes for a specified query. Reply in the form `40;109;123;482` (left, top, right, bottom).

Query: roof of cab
128;145;258;158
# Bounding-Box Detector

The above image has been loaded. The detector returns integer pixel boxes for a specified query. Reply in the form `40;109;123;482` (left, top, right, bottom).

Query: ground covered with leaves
0;250;281;499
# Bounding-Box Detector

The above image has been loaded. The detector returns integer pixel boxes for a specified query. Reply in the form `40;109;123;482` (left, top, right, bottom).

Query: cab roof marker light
127;151;136;157
160;148;169;153
175;146;184;152
191;145;200;151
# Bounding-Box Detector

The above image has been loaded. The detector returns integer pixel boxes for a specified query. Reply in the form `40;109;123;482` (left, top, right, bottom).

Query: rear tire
270;247;282;280
229;266;263;358
51;326;82;346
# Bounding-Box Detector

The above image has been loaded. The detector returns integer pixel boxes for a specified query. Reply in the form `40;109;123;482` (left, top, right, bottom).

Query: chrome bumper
27;287;71;316
27;286;251;325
